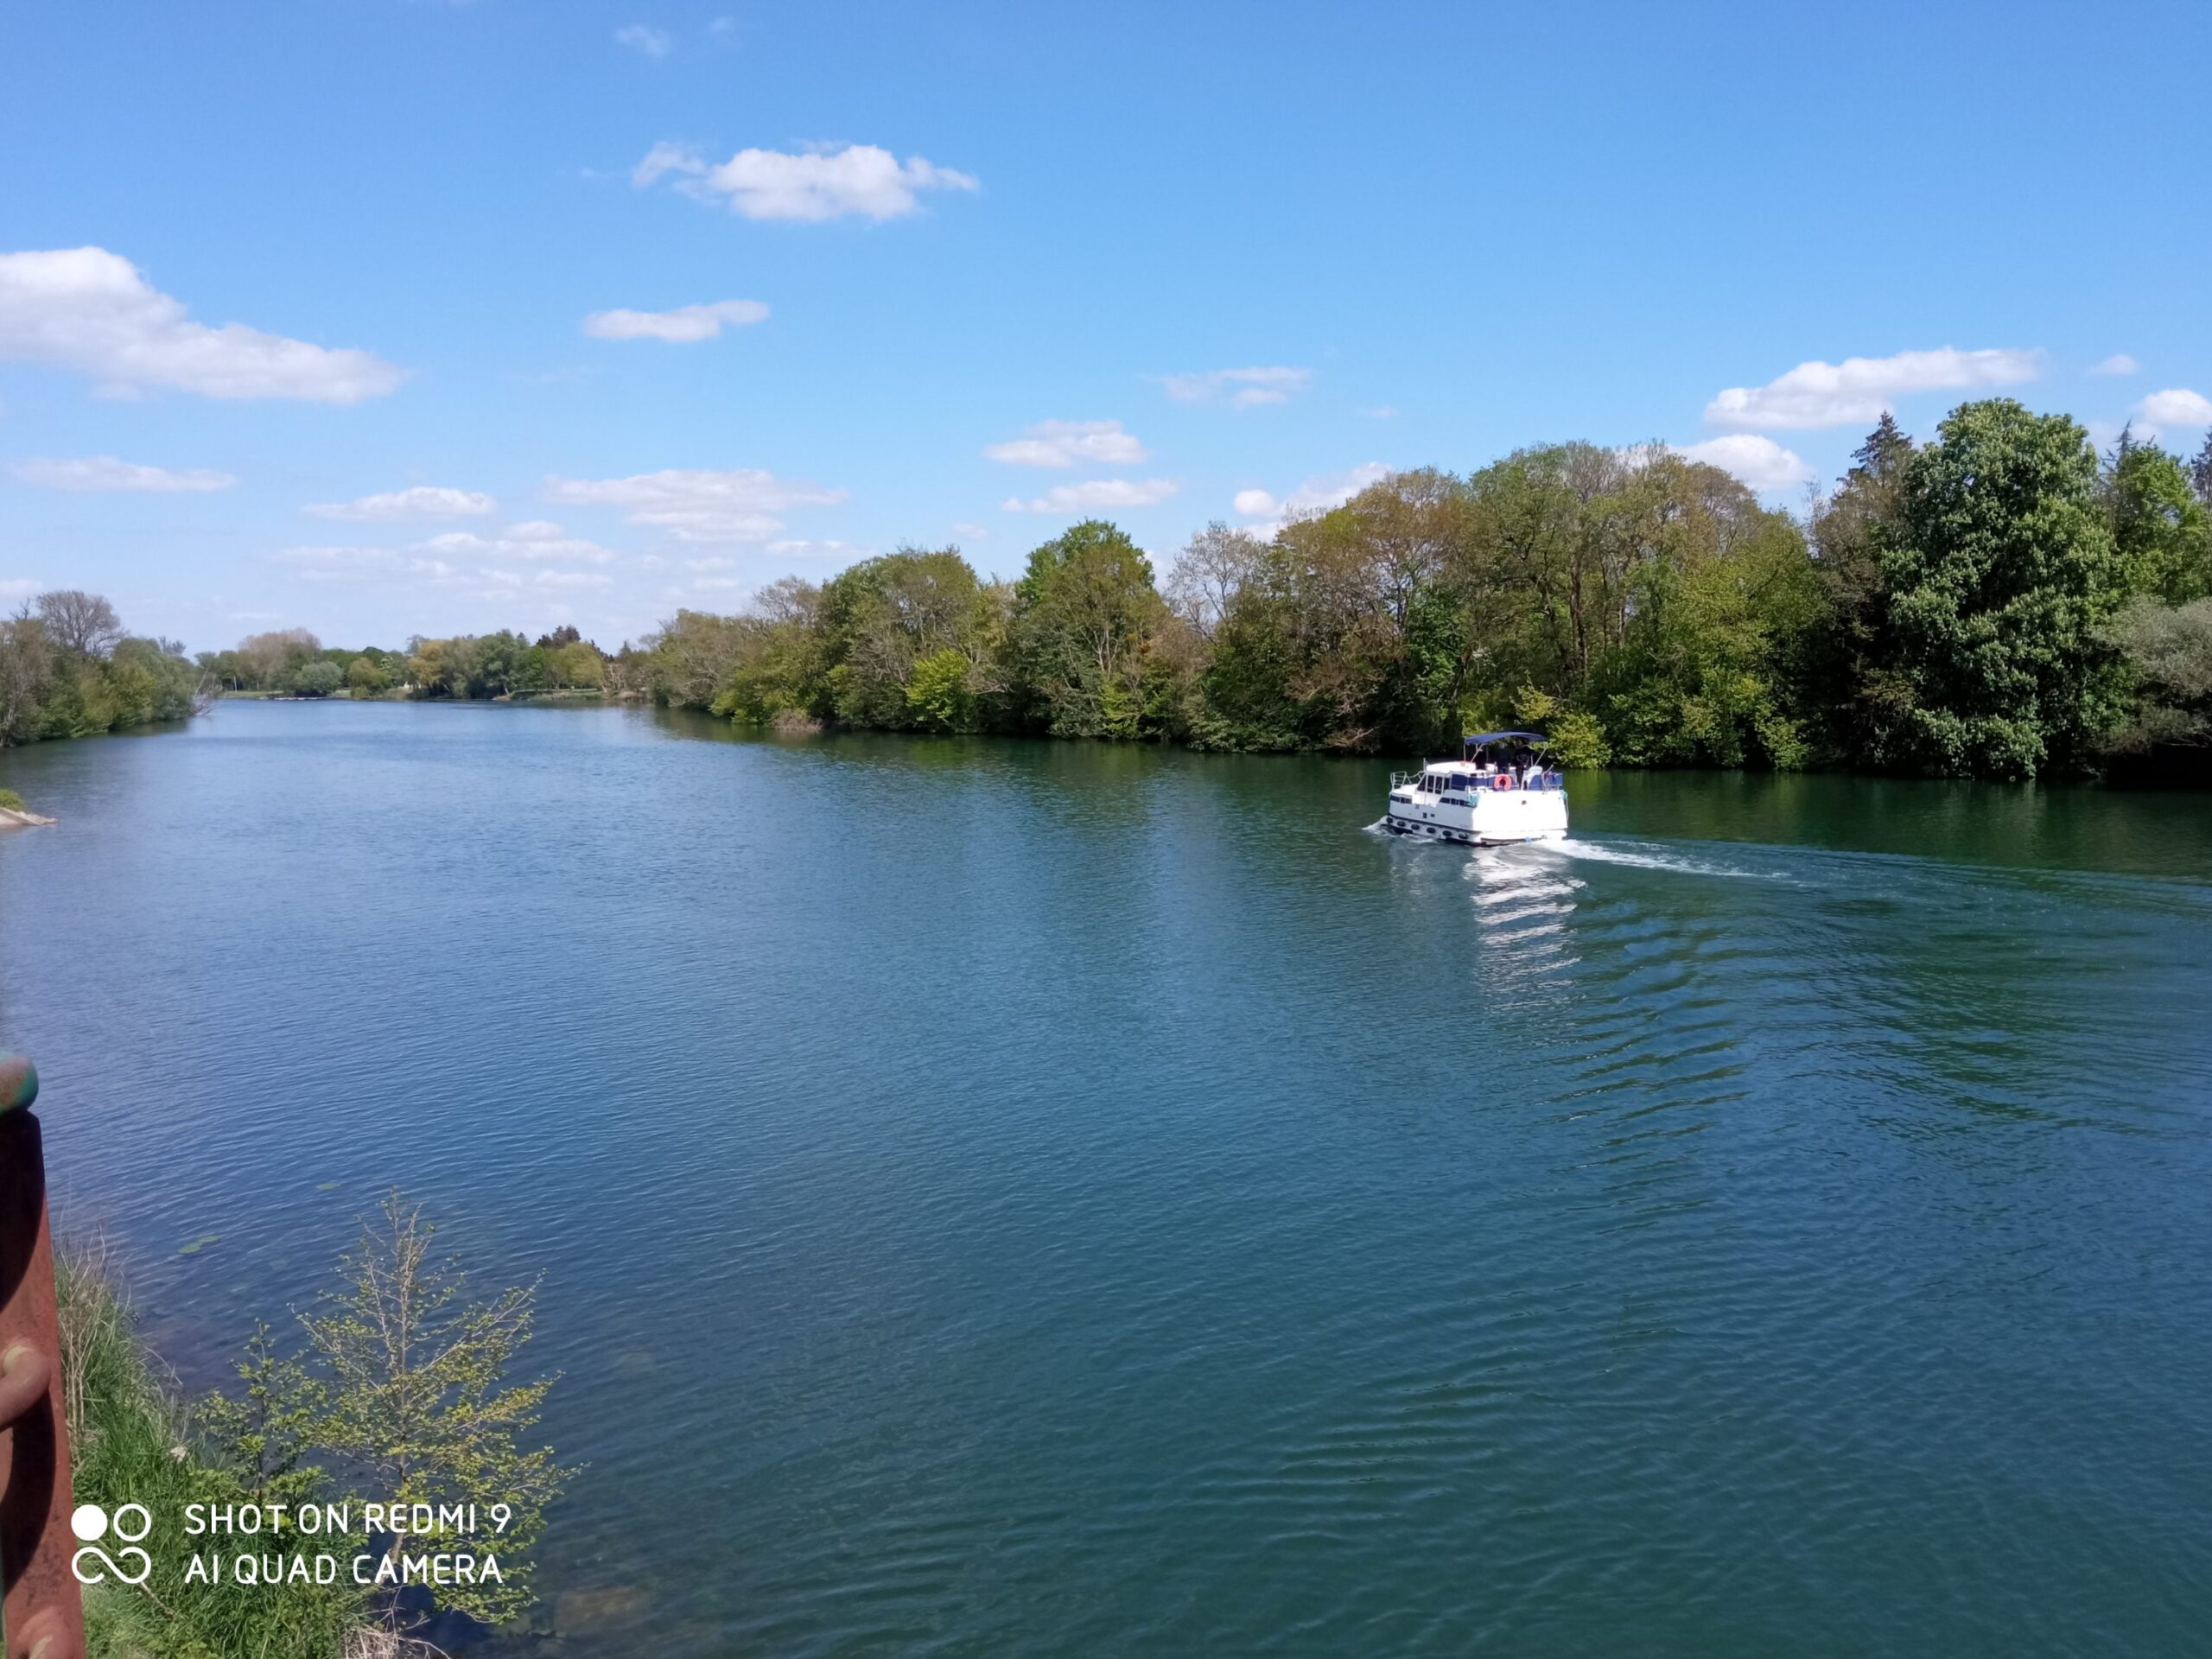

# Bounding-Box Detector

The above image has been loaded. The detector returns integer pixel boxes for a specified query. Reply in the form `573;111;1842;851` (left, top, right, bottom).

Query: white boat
1383;730;1568;845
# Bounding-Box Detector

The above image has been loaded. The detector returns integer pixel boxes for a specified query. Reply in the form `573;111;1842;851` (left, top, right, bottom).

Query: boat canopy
1462;731;1548;745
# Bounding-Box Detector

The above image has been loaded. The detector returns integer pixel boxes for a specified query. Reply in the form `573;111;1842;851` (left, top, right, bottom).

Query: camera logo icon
71;1502;154;1586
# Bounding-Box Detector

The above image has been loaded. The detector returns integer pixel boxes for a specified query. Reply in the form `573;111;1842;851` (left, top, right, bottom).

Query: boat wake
1369;817;1784;883
1528;836;1787;881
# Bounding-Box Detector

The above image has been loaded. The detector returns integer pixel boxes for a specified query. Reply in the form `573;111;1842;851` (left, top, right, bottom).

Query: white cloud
274;521;618;600
14;454;235;493
272;544;410;582
2137;388;2212;426
983;419;1147;467
271;533;617;607
765;537;866;559
1669;435;1815;493
420;522;620;563
1160;365;1312;408
1357;405;1397;420
1232;462;1390;532
1704;346;2040;430
0;246;404;403
950;521;990;538
2091;354;2140;377
631;143;702;189
582;299;768;342
1001;478;1180;513
545;466;844;542
632;142;978;222
614;24;671;56
0;577;41;598
306;486;496;522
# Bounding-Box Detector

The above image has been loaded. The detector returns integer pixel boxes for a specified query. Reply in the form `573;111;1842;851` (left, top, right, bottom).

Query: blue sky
3;0;2208;652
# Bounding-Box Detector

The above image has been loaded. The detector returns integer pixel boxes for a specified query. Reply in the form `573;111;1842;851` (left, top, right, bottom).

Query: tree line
15;398;2209;779
0;601;622;747
634;399;2212;781
199;625;610;701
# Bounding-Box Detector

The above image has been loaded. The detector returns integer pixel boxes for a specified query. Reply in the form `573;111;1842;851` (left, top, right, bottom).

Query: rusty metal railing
0;1052;83;1659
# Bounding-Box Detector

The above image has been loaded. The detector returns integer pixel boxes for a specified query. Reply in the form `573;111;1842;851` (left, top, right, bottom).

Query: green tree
466;632;529;697
511;642;550;694
2105;429;2210;602
2100;595;2212;757
1868;398;2125;778
1802;414;1915;760
699;580;830;724
551;639;605;688
291;658;345;697
199;1322;325;1508
1008;520;1168;738
237;627;321;691
300;1193;567;1629
1461;443;1643;694
817;547;991;727
198;648;245;691
1587;458;1821;768
906;646;976;731
0;610;52;743
1192;472;1471;753
645;610;746;708
346;653;391;695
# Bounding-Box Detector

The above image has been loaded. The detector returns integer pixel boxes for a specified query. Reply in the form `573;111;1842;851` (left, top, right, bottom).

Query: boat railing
1390;770;1568;792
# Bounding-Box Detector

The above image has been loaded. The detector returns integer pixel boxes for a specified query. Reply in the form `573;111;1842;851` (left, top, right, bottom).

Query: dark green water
5;702;2211;1656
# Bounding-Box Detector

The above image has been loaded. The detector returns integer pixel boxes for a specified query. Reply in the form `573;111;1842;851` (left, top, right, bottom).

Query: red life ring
1491;772;1511;791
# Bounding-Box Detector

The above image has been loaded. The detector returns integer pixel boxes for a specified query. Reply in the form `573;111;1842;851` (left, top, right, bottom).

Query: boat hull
1382;790;1568;846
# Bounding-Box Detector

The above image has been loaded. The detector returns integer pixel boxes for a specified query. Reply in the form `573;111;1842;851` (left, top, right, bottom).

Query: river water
4;701;2209;1656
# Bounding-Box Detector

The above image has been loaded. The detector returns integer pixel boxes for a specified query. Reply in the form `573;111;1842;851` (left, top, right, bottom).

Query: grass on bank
0;788;25;811
59;1243;392;1659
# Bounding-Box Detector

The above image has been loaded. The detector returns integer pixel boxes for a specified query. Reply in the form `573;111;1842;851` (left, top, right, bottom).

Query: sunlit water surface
5;702;2210;1656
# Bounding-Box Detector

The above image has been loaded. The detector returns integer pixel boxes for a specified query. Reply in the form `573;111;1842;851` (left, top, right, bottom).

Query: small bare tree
1164;522;1268;641
34;588;124;658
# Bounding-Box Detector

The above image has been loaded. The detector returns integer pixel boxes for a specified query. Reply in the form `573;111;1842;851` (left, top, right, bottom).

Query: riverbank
219;687;606;704
0;788;54;826
60;1247;379;1659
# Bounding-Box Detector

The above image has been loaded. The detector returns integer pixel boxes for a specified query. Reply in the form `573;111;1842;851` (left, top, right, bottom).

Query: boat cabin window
1448;773;1470;791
